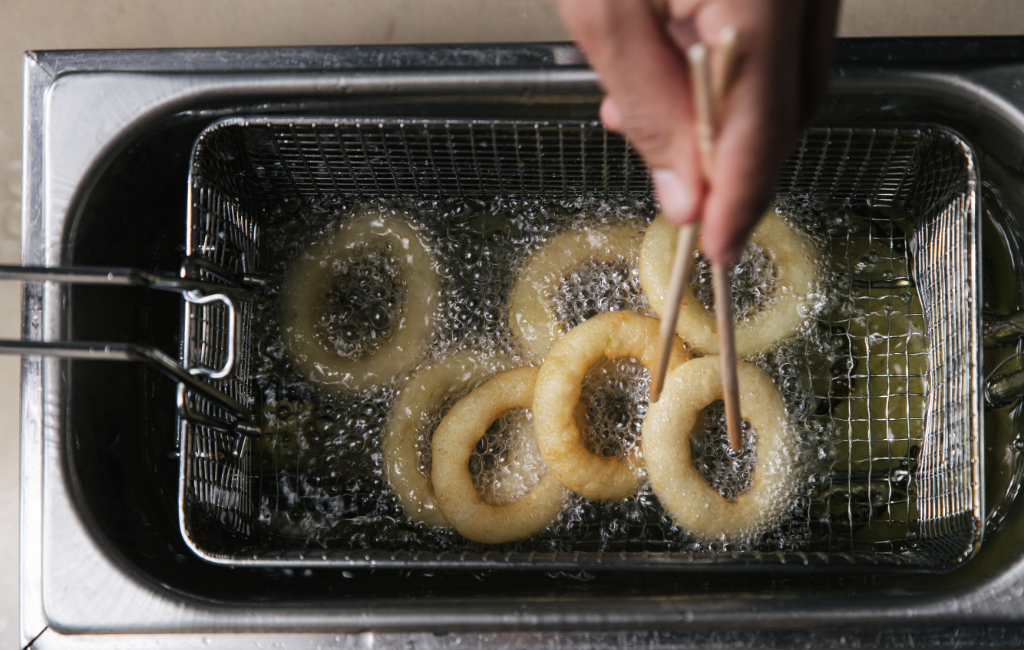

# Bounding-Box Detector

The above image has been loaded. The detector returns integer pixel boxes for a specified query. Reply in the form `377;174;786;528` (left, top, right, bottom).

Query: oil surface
244;194;932;556
978;172;1024;531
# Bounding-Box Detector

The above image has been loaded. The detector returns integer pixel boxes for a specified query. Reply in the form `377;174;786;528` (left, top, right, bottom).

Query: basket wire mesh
180;118;981;568
179;173;262;539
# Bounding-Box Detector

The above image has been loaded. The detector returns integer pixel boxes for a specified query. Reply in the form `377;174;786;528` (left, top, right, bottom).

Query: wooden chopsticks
649;28;744;453
649;225;699;402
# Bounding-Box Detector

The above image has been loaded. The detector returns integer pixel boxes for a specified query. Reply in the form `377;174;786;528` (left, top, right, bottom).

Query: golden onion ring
510;222;644;360
639;209;818;356
532;311;692;501
431;366;568;543
642;356;799;540
383;350;510;527
279;207;440;391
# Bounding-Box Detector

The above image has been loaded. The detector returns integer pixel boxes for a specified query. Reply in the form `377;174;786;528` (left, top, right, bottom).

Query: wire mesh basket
179;117;981;570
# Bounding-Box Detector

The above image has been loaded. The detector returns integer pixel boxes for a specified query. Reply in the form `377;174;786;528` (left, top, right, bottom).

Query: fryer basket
180;117;982;569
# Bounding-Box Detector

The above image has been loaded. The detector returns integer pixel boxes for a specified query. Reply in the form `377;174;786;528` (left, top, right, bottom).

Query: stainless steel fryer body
20;42;1024;648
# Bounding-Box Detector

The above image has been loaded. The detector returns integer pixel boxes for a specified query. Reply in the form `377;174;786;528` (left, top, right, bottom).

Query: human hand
555;0;839;263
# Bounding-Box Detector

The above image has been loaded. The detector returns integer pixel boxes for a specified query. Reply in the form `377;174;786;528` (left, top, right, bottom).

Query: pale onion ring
639;209;818;356
532;311;693;501
279;207;440;391
431;366;568;543
642;356;799;540
383;350;510;527
510;222;645;360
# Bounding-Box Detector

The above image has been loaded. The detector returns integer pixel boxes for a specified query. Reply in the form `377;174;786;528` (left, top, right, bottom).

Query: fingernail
652;169;696;222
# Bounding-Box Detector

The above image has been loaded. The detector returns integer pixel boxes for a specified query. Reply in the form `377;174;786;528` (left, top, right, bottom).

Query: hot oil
554;260;648;329
690;401;757;501
692;243;776;321
470;409;545;507
248;193;931;556
316;250;405;358
577;358;648;460
978;172;1024;531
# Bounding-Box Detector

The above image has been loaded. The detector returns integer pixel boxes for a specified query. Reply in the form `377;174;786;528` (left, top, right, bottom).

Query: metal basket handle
0;265;257;428
181;290;237;380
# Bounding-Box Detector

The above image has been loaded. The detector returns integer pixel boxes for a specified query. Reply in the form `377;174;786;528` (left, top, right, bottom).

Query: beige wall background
1;0;1023;647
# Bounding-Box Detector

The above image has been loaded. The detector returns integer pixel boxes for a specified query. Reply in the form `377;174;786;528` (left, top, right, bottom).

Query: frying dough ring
642;356;799;540
510;223;644;360
432;366;568;543
383;350;510;527
639;209;818;356
279;207;440;391
533;311;693;501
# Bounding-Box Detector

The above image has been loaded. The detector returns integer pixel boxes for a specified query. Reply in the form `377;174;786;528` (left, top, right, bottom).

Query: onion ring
383;350;509;527
533;311;693;501
510;222;644;360
642;356;799;540
432;366;567;543
639;209;818;356
279;207;440;391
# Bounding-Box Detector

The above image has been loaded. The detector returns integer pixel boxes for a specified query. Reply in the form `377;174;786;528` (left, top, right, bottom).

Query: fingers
556;0;704;225
700;102;781;263
559;0;838;264
696;1;809;264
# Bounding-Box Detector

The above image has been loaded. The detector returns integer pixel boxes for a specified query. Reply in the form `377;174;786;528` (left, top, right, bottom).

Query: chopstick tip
650;384;662;404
